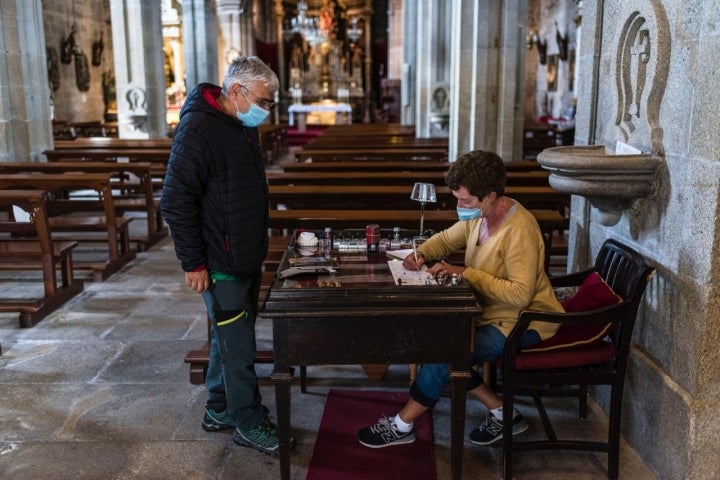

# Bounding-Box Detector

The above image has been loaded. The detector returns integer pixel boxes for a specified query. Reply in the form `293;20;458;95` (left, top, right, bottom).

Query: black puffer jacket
161;83;269;276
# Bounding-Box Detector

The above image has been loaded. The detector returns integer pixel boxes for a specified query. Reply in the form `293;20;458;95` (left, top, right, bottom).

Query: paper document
387;260;437;286
385;249;414;260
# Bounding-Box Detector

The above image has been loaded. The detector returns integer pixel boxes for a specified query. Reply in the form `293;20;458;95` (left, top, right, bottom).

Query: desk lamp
410;182;437;236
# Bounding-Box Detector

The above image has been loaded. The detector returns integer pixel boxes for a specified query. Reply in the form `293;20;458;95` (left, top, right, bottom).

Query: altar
288;102;352;132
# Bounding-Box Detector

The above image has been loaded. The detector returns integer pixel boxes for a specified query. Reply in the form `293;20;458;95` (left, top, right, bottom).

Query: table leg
297;113;307;133
449;370;470;480
271;370;293;480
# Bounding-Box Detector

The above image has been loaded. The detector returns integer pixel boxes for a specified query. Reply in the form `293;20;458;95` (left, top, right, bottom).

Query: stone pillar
273;0;286;94
448;0;525;162
361;0;373;123
110;0;167;139
216;0;243;63
413;0;451;138
400;0;417;126
239;1;255;57
0;0;53;161
181;0;219;87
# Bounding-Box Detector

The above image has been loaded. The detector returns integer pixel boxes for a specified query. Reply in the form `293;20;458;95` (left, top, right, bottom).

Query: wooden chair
497;239;654;480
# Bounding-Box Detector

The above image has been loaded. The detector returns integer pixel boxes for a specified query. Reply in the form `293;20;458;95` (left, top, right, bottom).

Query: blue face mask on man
235;89;270;127
456;207;482;221
236;102;269;127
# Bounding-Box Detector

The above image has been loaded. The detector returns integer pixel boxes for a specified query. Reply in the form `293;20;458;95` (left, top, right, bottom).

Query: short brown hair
444;150;506;199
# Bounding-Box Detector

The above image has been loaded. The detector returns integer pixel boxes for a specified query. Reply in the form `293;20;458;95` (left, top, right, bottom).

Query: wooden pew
304;136;448;150
266;170;551;187
52;124;286;165
53;138;172;150
0;162;166;251
320;124;416;136
0;190;84;327
0;174;136;281
279;160;453;172
268;184;569;213
296;147;449;162
44;148;171;164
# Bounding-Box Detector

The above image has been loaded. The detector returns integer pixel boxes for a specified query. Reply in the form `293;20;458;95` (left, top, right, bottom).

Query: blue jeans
410;325;541;408
202;273;266;430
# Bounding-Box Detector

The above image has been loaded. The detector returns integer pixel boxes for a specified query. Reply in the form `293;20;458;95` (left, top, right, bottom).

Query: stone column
181;0;219;87
110;0;167;138
239;1;255;57
400;0;417;126
273;0;286;94
216;0;243;63
0;0;53;161
413;0;451;138
448;0;525;162
361;0;373;123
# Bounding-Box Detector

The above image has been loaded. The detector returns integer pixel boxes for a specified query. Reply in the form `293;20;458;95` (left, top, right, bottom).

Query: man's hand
186;269;210;293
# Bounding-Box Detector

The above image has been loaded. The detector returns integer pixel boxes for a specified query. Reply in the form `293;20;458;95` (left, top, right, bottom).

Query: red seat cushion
522;272;622;353
515;341;616;370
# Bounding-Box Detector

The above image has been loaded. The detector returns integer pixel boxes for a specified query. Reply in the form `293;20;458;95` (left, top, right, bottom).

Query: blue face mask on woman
457;207;482;221
235;101;270;127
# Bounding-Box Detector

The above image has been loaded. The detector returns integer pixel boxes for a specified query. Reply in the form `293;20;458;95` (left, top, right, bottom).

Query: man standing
161;56;282;455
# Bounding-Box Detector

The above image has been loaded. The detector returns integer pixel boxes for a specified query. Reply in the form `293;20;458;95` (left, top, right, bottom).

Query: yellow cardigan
416;203;563;340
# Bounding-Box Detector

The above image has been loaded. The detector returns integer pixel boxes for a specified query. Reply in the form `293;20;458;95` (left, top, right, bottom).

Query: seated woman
357;150;563;448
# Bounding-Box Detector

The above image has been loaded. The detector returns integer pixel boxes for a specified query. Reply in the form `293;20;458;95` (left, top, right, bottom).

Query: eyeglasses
241;85;275;110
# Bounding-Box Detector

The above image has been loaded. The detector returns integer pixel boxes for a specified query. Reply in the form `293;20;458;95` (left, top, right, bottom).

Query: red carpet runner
306;389;437;480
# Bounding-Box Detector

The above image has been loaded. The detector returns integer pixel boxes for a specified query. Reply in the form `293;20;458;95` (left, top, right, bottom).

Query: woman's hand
403;252;425;271
427;259;466;279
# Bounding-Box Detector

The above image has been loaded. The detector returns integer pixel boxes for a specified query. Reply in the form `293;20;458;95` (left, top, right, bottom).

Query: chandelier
284;1;328;46
284;1;363;46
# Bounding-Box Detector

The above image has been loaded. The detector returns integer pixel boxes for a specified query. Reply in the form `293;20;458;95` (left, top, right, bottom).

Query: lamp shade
410;182;437;203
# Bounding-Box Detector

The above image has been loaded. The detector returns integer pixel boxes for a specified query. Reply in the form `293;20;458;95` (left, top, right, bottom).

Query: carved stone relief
613;2;670;155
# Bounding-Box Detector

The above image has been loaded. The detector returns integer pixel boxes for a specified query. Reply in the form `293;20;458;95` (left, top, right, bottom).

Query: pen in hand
412;238;421;271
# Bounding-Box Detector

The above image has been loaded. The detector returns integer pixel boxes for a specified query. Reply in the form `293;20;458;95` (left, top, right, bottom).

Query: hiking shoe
357;415;416;448
233;417;293;456
469;413;529;446
202;408;236;432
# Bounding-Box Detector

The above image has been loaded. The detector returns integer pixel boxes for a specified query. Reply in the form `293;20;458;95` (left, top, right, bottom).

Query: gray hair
222;56;279;95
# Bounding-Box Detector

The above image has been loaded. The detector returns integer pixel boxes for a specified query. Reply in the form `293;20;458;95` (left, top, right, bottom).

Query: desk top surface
263;229;480;317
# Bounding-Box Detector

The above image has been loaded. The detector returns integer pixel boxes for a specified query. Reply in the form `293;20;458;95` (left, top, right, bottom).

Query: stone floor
0;235;658;480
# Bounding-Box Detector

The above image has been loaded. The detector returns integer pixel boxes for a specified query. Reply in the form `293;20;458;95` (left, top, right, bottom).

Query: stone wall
573;1;720;478
42;0;113;123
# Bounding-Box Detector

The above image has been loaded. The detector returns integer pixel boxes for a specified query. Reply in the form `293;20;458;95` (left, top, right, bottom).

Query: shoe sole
469;423;529;446
202;415;236;432
202;421;235;432
232;434;296;456
358;435;416;448
233;435;280;456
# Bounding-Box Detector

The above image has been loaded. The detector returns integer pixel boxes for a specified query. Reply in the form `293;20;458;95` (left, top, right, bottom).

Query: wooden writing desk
262;230;480;480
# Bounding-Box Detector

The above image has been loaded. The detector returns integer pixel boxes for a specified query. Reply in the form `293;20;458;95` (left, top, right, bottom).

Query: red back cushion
523;272;622;352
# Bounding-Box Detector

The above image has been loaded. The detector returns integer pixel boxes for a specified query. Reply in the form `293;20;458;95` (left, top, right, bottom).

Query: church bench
319;124;416;136
278;160;454;172
266;170;551;187
296;147;449;162
0;173;136;282
0;190;84;327
303;135;448;150
43;148;171;165
0;162;166;251
268;184;569;214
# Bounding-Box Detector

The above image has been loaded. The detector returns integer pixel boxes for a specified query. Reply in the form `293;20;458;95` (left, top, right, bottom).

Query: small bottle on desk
324;227;333;249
